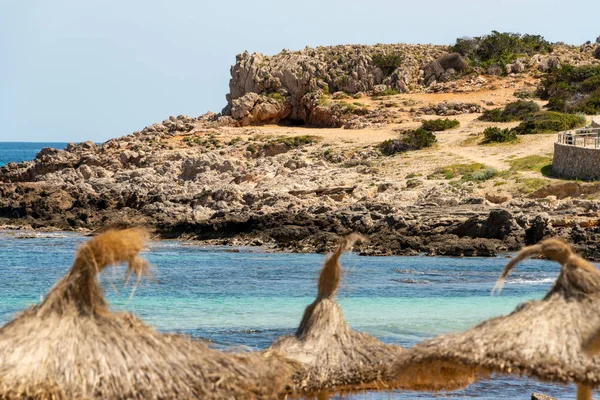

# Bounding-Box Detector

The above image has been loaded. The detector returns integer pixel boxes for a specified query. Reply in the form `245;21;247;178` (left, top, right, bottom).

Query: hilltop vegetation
451;31;552;70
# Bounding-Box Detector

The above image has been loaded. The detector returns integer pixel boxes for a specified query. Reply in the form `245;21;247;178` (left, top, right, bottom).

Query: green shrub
451;31;552;68
421;118;460;131
471;167;499;181
503;100;540;118
513;111;586;134
581;75;600;92
540;65;600;113
480;108;505;122
379;128;437;155
594;46;600;60
571;88;600;114
371;53;403;75
430;163;493;180
480;100;540;122
273;135;322;148
376;88;399;96
483;127;517;143
404;128;437;149
514;89;536;99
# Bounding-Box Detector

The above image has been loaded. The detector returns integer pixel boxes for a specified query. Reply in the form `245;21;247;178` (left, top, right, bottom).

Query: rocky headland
3;37;600;258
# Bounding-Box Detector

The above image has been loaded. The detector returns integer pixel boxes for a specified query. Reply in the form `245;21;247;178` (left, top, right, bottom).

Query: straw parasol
267;234;475;398
0;228;293;399
394;238;600;400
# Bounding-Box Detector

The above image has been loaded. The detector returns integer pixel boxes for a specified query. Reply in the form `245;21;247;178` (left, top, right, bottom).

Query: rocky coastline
3;40;600;258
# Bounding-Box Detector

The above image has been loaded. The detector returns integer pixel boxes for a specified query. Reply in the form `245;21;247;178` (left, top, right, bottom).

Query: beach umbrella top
394;238;600;392
267;234;475;396
0;228;292;399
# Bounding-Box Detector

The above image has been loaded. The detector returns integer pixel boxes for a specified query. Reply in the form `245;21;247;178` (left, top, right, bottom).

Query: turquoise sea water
0;230;581;399
0;142;69;166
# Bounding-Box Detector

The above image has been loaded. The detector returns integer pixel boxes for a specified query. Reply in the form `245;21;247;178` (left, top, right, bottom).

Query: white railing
557;128;600;149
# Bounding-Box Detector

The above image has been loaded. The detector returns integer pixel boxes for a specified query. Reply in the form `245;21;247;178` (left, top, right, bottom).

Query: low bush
482;127;517;143
539;65;600;113
273;135;322;148
471;167;499;181
514;89;536;99
513;111;586;134
570;88;600;114
430;163;496;181
503;100;540;119
595;46;600;60
421;118;460;131
581;75;600;93
377;88;399;96
480;100;540;122
480;108;504;122
403;128;437;149
379;128;437;155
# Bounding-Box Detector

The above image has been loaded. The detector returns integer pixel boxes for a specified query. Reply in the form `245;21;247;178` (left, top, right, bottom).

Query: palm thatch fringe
0;228;293;399
394;238;600;395
268;234;474;398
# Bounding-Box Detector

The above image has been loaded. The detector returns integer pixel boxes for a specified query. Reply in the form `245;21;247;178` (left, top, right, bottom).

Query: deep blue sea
0;142;69;166
0;143;582;399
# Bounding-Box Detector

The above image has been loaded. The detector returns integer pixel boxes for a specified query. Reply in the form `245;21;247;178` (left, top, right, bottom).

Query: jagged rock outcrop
224;44;447;126
219;42;600;127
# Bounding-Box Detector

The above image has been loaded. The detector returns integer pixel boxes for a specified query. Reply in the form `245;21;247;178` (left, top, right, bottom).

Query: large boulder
230;93;290;126
452;209;522;241
422;53;468;85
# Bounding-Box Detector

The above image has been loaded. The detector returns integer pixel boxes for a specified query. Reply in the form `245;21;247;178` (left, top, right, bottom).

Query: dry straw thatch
0;228;292;399
394;238;600;399
267;234;474;398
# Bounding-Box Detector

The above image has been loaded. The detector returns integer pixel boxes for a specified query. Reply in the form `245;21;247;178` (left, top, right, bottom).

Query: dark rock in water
531;393;557;400
525;214;552;245
390;278;429;284
452;209;522;245
427;236;499;257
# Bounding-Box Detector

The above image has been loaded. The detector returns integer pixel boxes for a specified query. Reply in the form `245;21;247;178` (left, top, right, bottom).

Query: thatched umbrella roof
0;228;293;399
394;238;600;399
267;234;475;397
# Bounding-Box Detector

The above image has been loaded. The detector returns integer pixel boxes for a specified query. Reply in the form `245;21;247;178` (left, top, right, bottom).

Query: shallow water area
0;230;580;399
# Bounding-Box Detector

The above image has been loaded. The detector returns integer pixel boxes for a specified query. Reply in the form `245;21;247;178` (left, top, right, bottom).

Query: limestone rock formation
224;44;447;126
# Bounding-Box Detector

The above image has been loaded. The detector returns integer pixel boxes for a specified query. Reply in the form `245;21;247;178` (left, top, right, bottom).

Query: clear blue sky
1;0;599;142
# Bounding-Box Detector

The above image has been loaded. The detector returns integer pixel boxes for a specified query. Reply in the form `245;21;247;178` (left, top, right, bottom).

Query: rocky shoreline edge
3;40;600;259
